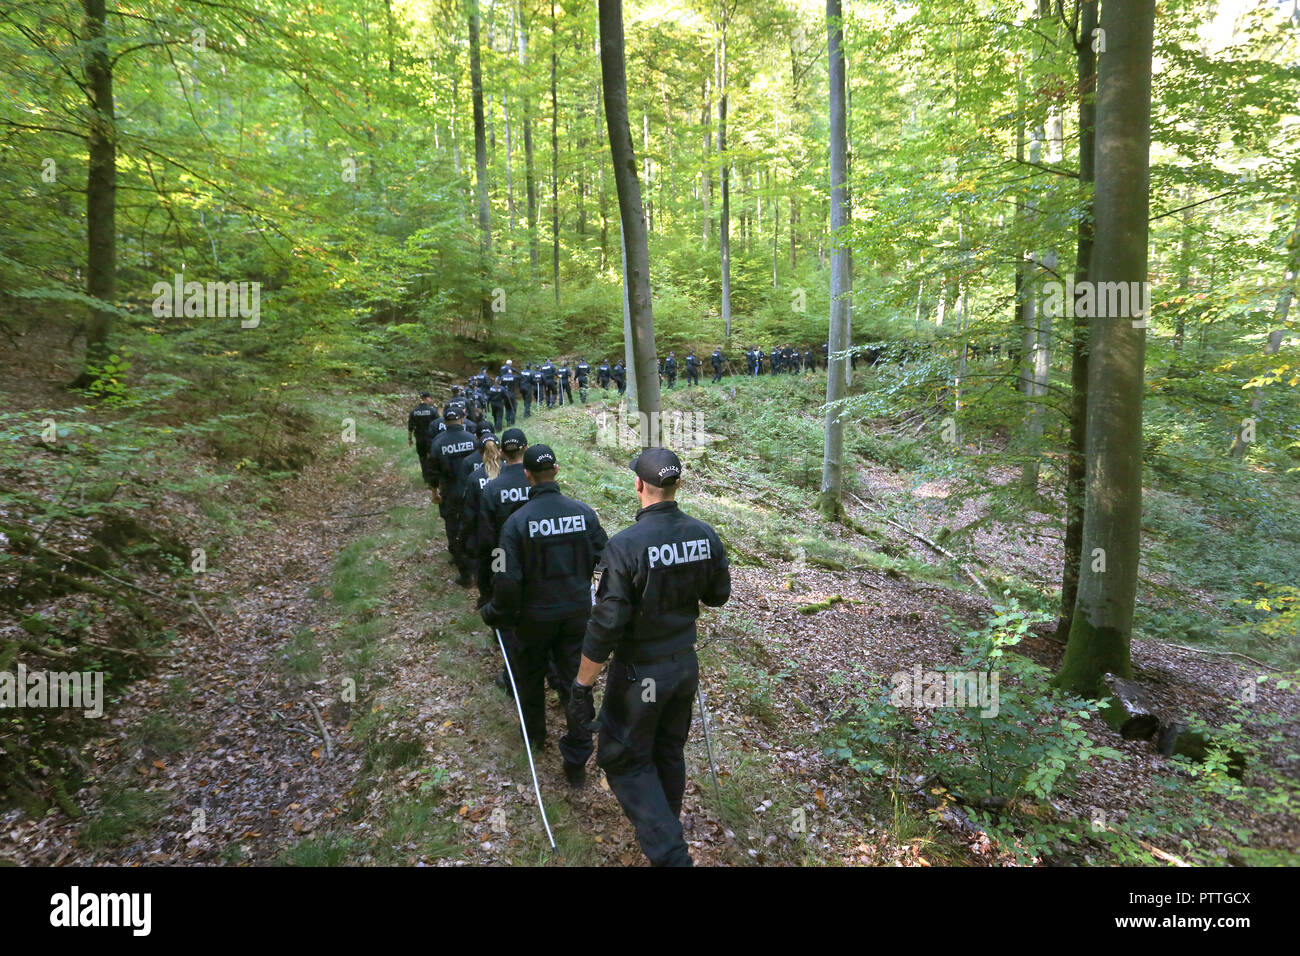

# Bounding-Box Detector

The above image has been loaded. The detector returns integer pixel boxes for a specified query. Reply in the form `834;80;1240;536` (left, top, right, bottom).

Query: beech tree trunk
600;0;661;446
820;0;850;520
1056;0;1155;697
1057;0;1098;642
78;0;116;386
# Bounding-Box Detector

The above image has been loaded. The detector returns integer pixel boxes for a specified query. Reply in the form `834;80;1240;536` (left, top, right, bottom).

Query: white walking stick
496;628;556;851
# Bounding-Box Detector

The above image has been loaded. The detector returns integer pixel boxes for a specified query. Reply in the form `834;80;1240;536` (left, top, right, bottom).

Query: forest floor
2;348;1296;866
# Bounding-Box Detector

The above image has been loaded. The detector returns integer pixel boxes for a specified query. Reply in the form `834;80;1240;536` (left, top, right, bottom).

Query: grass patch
79;788;169;850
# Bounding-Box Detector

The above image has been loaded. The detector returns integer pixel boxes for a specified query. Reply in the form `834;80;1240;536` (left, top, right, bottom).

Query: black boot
563;761;586;788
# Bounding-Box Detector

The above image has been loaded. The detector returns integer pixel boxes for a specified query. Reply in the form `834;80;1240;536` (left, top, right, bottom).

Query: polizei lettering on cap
528;514;587;536
648;538;711;568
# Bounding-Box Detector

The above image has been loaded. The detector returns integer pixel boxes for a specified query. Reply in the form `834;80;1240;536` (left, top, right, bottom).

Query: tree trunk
78;0;116;386
1057;0;1098;642
701;75;710;249
468;0;492;323
820;0;850;521
600;0;661;446
551;0;560;306
718;14;732;340
1056;0;1155;697
520;2;539;280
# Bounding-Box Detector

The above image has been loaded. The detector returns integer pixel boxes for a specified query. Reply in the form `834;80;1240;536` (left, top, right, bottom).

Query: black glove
480;601;505;628
567;681;598;733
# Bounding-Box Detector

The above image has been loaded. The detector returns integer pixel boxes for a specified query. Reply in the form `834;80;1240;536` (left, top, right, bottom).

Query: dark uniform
500;367;520;424
482;445;608;772
663;352;677;389
684;351;699;386
408;399;438;470
612;361;626;395
597;360;611;390
558;362;573;405
576;449;731;867
453;435;495;587
487;380;514;432
575;359;591;403
539;360;558;408
429;417;478;583
804;349;814;373
710;349;723;383
520;365;535;417
475;455;531;602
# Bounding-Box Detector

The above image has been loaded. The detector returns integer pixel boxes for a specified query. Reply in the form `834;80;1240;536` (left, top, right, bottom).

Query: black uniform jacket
494;482;608;624
583;501;730;664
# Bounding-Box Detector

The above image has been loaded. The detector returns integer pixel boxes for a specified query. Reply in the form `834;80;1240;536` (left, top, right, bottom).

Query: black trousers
511;614;594;767
665;372;676;389
686;368;699;385
711;365;722;383
577;379;588;402
439;499;470;576
597;650;698;867
522;390;532;417
492;405;505;432
544;382;557;407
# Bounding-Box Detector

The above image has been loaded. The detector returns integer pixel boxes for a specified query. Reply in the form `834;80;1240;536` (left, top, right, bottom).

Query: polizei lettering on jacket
528;513;587;537
500;487;529;504
648;538;711;568
445;441;474;454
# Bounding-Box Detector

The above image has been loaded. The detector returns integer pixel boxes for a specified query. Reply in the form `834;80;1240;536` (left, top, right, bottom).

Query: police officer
475;428;532;691
456;431;499;595
612;360;626;395
408;392;438;470
575;357;591;403
684;350;699;387
429;406;479;585
755;348;766;375
472;366;491;392
520;364;535;418
558;360;573;405
663;351;677;389
500;365;520;424
597;358;611;390
480;445;608;784
567;448;731;866
487;377;514;432
539;358;558;408
710;348;723;383
804;348;814;373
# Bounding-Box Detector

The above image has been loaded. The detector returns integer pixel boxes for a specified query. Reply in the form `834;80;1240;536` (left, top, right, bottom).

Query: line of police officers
407;384;731;867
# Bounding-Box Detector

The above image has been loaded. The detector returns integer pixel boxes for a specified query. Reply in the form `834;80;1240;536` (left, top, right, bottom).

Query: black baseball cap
630;447;682;487
420;391;431;399
501;428;527;452
524;444;558;472
478;431;498;447
443;403;464;420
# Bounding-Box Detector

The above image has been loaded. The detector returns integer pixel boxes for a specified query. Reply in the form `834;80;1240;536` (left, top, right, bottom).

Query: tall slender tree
468;0;492;323
600;0;660;446
1058;0;1098;641
76;0;116;387
1056;0;1156;697
820;0;849;520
